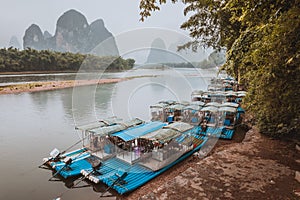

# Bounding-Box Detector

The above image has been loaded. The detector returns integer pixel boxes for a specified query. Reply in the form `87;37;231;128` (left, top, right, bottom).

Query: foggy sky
0;0;188;48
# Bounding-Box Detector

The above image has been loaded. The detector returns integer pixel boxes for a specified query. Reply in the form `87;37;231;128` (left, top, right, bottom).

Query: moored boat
43;118;145;179
81;121;208;194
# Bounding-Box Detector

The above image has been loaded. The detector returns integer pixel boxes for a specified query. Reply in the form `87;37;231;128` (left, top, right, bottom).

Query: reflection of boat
81;121;208;194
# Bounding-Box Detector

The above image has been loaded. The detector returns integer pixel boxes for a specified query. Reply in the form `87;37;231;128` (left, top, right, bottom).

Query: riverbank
0;78;124;95
120;115;300;199
0;70;78;75
0;75;158;95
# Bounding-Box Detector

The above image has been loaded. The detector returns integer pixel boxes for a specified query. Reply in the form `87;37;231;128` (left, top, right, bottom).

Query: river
0;67;217;200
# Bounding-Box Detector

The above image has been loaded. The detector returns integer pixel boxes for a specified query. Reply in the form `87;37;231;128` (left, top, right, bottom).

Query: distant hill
8;36;21;49
146;37;212;64
197;49;226;69
23;9;119;56
145;37;225;68
167;36;210;62
146;38;170;63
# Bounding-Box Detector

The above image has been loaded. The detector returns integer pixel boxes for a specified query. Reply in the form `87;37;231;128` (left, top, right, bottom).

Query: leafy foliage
0;47;135;72
139;0;300;137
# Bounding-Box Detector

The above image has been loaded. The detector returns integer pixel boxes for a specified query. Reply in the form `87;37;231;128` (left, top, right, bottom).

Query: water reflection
71;84;117;127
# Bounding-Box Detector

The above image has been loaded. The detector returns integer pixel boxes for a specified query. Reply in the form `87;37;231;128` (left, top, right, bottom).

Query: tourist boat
198;101;245;139
150;102;168;122
190;88;247;139
182;104;203;125
40;117;122;167
42;118;146;179
149;99;244;140
191;90;205;102
81;121;208;194
189;74;247;140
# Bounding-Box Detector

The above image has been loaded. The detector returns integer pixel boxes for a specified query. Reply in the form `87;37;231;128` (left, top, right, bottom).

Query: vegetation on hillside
139;0;300;137
0;47;135;72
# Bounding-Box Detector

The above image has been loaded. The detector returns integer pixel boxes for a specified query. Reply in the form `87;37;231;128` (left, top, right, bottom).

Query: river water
0;67;217;200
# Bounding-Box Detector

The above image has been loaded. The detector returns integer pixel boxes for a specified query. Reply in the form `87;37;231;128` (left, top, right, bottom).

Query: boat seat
167;115;174;123
224;119;231;126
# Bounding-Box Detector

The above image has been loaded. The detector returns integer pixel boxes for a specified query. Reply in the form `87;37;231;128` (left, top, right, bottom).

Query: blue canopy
112;121;166;142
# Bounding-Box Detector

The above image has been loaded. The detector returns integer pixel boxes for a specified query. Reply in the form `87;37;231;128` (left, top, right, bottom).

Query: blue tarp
112;121;166;142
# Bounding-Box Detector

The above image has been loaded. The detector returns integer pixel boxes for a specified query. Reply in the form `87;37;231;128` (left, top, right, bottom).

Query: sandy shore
0;78;125;95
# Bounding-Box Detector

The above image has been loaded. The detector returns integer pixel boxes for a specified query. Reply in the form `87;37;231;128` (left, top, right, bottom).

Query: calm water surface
0;68;216;200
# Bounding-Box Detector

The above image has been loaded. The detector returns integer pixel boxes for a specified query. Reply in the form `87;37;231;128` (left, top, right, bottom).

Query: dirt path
119;119;300;199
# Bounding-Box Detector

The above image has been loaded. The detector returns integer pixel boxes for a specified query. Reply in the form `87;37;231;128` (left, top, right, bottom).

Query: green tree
0;48;134;73
139;0;300;137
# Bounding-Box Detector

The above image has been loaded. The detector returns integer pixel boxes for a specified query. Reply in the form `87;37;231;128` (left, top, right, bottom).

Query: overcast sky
0;0;188;48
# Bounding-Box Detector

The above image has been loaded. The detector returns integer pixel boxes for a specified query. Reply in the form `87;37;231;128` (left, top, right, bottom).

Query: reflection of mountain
23;9;119;56
28;80;116;126
71;83;116;125
95;84;116;118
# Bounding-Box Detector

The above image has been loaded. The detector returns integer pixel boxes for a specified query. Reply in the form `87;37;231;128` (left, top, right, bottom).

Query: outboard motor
92;159;102;171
